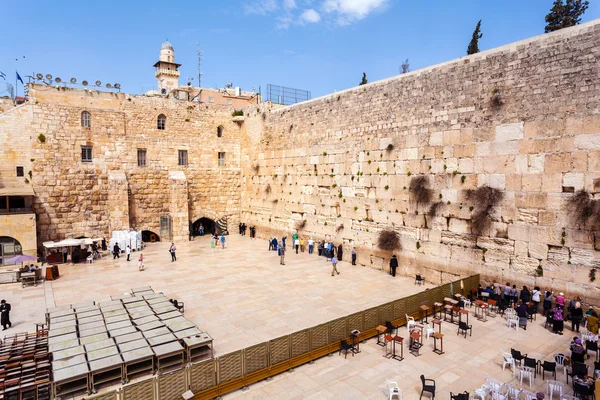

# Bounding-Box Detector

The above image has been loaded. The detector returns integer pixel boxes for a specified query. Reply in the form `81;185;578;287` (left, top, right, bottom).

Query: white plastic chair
463;298;472;308
582;331;598;342
405;314;416;331
554;354;567;376
507;315;519;330
520;389;537;400
424;323;434;340
501;349;516;374
486;378;503;395
505;308;516;320
473;385;489;400
546;380;565;400
387;381;402;400
504;383;519;400
86;255;94;264
559;395;577;400
491;383;508;400
518;366;534;388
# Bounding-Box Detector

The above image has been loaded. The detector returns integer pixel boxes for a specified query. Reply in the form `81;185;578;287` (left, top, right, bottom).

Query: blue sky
1;0;599;98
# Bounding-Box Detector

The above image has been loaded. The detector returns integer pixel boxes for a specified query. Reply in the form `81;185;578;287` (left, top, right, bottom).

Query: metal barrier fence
81;274;479;400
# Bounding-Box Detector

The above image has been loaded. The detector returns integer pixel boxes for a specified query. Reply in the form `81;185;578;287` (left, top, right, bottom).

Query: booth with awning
43;238;104;264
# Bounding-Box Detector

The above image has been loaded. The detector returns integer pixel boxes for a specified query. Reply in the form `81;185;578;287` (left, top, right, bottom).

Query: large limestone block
476;237;515;253
448;218;470;234
477;174;505;189
528;242;548;260
441;231;476;248
562;172;584;191
510;256;539;275
495;122;524;142
574;133;600;150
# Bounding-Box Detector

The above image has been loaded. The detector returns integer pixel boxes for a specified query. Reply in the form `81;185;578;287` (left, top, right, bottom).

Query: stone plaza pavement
0;235;434;356
0;235;588;399
222;308;581;400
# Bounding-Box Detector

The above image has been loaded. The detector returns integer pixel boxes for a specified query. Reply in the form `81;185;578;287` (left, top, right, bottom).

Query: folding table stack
46;286;214;397
0;331;51;400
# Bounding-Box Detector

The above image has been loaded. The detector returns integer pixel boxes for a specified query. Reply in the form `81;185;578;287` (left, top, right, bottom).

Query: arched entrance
141;230;160;243
0;237;22;266
192;218;216;236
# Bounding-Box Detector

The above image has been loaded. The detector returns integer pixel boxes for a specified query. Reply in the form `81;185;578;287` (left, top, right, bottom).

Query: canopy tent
4;254;37;266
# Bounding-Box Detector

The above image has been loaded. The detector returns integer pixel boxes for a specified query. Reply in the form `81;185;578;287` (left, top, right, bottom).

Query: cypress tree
359;73;367;86
545;0;589;33
467;20;483;55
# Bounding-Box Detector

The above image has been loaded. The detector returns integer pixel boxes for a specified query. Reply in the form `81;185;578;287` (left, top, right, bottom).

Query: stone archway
141;230;160;242
192;218;216;236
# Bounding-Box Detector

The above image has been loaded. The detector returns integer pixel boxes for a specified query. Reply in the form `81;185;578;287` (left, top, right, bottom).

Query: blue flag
0;71;6;80
16;71;23;84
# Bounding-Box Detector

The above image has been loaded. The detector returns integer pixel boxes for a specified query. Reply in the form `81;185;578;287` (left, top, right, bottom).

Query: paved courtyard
0;235;433;355
222;308;585;400
0;236;592;400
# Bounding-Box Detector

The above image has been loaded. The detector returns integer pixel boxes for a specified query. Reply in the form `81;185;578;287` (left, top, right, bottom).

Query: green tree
545;0;589;33
359;73;367;85
467;20;483;55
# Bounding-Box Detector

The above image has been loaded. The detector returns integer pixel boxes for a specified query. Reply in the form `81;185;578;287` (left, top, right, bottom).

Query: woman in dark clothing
572;302;583;332
543;290;553;316
516;300;528;330
520;286;531;303
337;244;343;261
318;242;324;256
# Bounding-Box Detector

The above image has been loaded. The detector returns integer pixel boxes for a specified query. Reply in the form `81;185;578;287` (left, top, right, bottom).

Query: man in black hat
1;300;12;330
389;255;398;277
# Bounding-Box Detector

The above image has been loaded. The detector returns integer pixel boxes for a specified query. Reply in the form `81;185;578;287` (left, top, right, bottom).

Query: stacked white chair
386;380;402;400
518;366;535;387
546;380;565;400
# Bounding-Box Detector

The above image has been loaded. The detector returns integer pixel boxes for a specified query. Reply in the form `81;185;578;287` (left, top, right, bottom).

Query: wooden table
458;309;469;325
444;305;454;323
432;318;442;333
409;331;422;357
433;302;443;318
433;332;444;355
392;336;404;361
376;325;387;347
474;300;488;322
420;305;430;323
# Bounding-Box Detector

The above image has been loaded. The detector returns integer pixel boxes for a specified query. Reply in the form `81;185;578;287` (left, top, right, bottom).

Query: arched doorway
0;237;22;266
141;230;160;243
192;218;216;236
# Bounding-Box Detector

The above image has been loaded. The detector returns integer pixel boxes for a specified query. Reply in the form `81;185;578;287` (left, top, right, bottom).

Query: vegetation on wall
465;185;504;236
409;176;433;204
376;229;401;251
568;190;600;230
428;201;444;218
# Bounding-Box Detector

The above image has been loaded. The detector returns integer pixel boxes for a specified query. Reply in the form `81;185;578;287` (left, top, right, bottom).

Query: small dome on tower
161;40;174;51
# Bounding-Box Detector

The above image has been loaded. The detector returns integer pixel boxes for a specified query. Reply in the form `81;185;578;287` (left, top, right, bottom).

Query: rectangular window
81;146;93;163
218;152;226;167
226;99;232;105
208;97;214;103
16;166;24;177
178;150;188;166
137;149;147;167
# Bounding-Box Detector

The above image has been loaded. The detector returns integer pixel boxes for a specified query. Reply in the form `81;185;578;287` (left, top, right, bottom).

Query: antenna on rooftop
196;44;203;88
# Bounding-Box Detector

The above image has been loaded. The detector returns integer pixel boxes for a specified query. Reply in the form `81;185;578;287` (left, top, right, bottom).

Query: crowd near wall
240;21;600;302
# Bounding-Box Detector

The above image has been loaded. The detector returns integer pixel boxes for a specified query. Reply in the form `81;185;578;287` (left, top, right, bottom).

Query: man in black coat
1;300;12;330
389;255;398;277
337;244;343;261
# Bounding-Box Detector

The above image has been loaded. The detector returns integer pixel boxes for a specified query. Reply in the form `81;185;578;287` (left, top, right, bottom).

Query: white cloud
300;8;321;23
323;0;387;24
244;0;384;28
245;0;278;15
284;0;297;9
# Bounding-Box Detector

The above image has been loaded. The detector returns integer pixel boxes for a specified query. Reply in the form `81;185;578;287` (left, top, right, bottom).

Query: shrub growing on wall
377;229;401;251
568;190;600;230
409;176;432;204
465;185;504;236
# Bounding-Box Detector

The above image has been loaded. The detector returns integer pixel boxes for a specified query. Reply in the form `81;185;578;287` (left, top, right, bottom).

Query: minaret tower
154;40;181;94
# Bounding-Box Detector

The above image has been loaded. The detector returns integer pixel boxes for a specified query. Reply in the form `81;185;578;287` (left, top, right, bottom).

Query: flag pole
14;70;17;101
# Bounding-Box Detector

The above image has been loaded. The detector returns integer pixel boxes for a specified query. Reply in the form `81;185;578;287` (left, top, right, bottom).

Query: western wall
240;21;600;301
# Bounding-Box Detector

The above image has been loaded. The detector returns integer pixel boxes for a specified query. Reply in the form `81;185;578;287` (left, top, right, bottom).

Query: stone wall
240;21;600;301
0;213;37;258
0;85;243;243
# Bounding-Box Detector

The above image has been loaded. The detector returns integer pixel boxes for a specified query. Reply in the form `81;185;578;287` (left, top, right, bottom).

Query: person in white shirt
308;238;315;254
294;238;300;254
126;245;131;261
